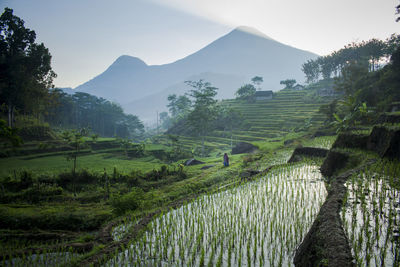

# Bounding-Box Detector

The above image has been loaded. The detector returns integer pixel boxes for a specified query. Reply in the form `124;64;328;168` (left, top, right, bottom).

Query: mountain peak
110;55;147;70
233;26;274;41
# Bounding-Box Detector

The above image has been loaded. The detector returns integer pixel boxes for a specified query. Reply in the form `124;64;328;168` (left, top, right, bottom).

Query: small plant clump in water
104;163;327;266
3;251;80;267
343;159;400;267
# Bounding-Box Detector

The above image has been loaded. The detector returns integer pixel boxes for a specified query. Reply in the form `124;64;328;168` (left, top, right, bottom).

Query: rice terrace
1;1;400;266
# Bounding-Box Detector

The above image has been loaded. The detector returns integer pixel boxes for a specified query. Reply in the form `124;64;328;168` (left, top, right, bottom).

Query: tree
62;128;88;196
0;118;22;146
318;56;335;79
159;111;171;129
363;38;385;71
215;105;245;148
235;84;256;101
279;79;296;89
334;60;369;96
185;80;218;156
0;8;56;127
251;76;263;90
396;1;400;22
302;59;320;83
167;94;191;118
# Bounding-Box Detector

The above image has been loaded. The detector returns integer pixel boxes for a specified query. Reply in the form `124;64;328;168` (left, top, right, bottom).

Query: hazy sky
1;0;399;88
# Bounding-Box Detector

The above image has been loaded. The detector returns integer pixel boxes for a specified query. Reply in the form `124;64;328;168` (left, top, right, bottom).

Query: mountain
75;26;318;121
57;87;75;95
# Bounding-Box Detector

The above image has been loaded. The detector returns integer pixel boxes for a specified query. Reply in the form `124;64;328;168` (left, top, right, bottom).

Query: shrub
0;184;63;204
242;155;255;167
111;187;144;215
58;170;99;191
18;124;55;141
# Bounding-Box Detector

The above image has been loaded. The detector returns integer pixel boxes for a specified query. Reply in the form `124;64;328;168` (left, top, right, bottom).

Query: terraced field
224;89;329;139
162;89;331;153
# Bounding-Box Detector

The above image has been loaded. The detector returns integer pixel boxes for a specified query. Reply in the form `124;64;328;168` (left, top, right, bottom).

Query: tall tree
302;60;320;83
251;76;263;91
215;105;245;148
185;80;218;156
167;94;191;118
235;84;256;101
279;79;297;89
0;8;56;127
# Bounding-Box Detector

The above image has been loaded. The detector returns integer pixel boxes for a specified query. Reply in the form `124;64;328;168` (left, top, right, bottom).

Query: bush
58;170;99;191
0;184;63;204
18;124;55;141
0;206;111;231
242;155;255;167
111;187;144;215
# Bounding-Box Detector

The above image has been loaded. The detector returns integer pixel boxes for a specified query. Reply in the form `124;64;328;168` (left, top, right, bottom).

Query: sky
1;0;399;88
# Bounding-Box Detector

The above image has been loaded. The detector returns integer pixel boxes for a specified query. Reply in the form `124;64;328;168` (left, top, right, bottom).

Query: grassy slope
161;88;331;155
225;89;328;139
0;86;336;263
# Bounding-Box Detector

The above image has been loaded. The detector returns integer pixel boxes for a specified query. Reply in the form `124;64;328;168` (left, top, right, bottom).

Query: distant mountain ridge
74;26;318;121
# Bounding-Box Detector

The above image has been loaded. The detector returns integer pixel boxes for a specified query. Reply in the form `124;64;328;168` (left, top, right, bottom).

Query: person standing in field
223;153;229;167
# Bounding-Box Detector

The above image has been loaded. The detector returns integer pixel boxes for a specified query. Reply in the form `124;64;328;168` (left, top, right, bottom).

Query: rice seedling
105;162;327;266
3;251;80;267
112;216;139;241
303;136;337;150
343;160;400;267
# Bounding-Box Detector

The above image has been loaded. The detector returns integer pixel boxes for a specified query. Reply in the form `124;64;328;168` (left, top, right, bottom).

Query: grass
105;162;328;266
222;88;331;141
0;153;166;178
0;86;337;265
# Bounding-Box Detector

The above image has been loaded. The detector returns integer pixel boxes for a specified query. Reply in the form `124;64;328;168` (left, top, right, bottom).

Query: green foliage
280;79;297;89
0;119;22;146
251;76;263;90
0;8;56;127
159;111;172;129
62;128;87;178
47;90;144;139
91;133;99;142
235;84;256;101
317;39;400;132
186;80;219;156
18;124;54;141
167;94;192;119
330;101;374;133
57;169;99;190
166;134;189;160
302;34;400;84
241;154;255;167
127;143;145;158
334;60;369;96
0;205;111;230
111;187;144;215
302;59;320;84
0;184;63;203
397;2;400;22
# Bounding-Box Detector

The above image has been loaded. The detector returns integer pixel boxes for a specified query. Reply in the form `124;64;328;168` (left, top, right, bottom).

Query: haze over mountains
74;26;318;121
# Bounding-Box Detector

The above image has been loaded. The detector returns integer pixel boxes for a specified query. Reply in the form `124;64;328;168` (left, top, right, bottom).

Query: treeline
303;34;400;83
0;8;143;139
318;39;400;130
46;90;144;139
0;8;56;127
161;80;246;154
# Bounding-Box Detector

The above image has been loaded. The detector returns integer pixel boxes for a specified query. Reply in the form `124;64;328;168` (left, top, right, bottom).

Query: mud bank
294;169;354;267
333;126;400;159
294;156;376;267
288;147;329;163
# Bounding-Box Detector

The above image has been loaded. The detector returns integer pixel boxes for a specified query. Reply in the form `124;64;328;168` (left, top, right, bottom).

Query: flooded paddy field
106;163;327;266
